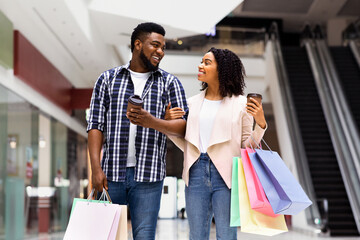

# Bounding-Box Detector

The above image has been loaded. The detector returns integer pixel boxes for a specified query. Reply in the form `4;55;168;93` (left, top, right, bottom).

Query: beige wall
38;114;51;186
327;17;357;46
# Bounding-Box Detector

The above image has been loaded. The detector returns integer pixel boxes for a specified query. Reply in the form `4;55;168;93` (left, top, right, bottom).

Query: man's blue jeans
185;153;237;240
107;167;163;240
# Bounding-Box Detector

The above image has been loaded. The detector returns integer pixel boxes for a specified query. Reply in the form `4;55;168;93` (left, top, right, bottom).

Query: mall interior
0;0;360;239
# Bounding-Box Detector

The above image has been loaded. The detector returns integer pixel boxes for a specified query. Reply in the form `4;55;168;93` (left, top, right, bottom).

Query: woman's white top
199;99;222;153
127;69;150;167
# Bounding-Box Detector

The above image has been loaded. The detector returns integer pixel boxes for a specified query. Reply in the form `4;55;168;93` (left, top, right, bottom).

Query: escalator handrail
349;40;360;70
316;40;360;164
315;40;360;233
306;27;360;232
343;19;360;71
268;22;321;228
314;26;360;177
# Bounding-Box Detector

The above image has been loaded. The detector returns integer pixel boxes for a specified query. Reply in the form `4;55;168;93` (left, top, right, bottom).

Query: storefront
0;84;88;239
0;8;90;238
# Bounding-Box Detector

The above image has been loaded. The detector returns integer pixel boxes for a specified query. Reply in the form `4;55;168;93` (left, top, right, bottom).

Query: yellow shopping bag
237;157;288;236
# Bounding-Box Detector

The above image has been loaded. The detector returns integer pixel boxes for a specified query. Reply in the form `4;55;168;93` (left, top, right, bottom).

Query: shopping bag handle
88;188;113;204
261;138;272;152
101;188;112;203
250;136;273;153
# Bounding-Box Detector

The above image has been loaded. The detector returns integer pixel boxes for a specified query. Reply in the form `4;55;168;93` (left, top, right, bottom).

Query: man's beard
140;49;159;72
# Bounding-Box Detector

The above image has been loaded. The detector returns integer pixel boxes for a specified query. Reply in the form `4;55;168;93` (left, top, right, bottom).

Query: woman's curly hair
201;47;246;97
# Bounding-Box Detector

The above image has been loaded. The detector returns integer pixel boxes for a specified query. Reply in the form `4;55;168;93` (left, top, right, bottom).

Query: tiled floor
23;219;360;240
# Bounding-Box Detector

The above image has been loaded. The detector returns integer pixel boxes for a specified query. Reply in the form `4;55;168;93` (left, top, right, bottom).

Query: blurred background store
0;0;360;239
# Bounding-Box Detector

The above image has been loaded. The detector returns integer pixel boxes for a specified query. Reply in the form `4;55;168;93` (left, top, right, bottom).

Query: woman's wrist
257;121;267;129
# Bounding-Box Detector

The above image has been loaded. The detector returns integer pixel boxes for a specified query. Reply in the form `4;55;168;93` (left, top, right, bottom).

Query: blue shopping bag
248;142;312;215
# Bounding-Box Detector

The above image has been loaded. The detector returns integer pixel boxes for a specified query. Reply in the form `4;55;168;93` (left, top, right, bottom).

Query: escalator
329;47;360;132
282;46;359;236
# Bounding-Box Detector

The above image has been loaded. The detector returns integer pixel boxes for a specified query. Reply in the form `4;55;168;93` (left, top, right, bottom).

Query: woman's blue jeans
106;167;163;240
185;153;237;240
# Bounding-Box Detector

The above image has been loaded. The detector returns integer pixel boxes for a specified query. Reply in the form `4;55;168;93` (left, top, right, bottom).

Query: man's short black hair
131;22;166;52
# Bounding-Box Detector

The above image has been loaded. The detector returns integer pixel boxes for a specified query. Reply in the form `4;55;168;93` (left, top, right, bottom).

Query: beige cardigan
169;91;266;189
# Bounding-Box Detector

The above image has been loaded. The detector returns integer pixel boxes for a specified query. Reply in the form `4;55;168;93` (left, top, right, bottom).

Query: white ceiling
0;0;358;89
0;0;242;88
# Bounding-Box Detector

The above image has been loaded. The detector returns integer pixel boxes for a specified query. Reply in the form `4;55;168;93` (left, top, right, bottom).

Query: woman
167;48;267;239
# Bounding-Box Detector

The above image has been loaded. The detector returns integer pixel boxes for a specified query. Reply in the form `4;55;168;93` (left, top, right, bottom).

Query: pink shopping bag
64;201;122;240
237;157;288;236
241;148;278;217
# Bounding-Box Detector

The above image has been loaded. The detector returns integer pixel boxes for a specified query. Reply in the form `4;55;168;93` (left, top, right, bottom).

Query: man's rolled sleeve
87;73;109;132
169;77;189;121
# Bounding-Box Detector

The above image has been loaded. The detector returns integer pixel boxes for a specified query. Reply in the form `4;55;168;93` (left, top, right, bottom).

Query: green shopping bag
69;189;110;218
70;198;110;218
230;157;241;227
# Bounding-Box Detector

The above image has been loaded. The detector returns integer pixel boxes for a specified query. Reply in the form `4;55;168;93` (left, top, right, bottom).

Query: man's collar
121;61;163;76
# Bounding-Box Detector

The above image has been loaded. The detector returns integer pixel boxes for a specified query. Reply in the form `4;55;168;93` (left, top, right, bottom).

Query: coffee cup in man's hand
127;95;143;113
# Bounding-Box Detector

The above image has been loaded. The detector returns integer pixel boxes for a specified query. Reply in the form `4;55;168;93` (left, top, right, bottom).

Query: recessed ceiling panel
242;0;314;14
89;0;243;36
338;0;360;16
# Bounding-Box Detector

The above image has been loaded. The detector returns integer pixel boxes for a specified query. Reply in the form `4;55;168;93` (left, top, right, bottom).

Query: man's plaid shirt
87;63;188;182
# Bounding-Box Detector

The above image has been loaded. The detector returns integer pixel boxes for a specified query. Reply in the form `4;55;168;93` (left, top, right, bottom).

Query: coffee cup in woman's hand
247;93;262;107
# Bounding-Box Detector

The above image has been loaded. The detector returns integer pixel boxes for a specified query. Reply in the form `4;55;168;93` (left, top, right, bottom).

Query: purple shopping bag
248;142;312;215
254;148;312;215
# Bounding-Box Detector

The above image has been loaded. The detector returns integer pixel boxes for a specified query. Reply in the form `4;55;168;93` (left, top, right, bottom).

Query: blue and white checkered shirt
87;63;188;182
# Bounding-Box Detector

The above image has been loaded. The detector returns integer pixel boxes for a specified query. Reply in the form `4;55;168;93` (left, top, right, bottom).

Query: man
87;22;188;240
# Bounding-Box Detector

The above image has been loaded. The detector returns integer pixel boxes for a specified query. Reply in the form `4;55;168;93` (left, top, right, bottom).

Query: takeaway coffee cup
247;93;262;105
127;95;143;112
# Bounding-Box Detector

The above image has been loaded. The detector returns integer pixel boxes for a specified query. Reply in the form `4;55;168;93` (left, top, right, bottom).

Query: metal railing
267;22;322;229
343;19;360;69
307;25;360;233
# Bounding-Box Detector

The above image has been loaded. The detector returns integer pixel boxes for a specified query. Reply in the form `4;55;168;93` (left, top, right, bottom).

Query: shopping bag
64;201;121;240
254;148;312;214
230;157;241;226
69;198;128;240
70;197;109;218
115;205;128;240
241;149;278;217
64;189;127;240
237;157;288;236
248;144;312;215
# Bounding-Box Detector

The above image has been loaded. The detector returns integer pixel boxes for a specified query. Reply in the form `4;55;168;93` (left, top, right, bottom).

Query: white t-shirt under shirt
199;99;222;153
127;69;150;167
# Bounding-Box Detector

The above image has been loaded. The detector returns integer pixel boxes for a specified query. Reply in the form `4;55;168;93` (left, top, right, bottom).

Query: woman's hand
246;97;267;129
165;102;185;120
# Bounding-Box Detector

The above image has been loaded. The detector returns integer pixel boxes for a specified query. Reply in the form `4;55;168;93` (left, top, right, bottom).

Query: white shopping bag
64;189;127;240
64;200;122;240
